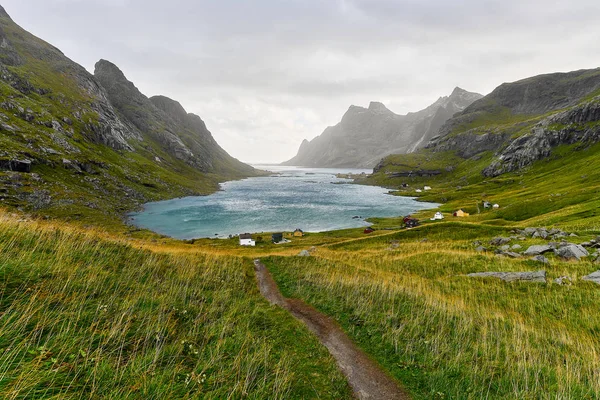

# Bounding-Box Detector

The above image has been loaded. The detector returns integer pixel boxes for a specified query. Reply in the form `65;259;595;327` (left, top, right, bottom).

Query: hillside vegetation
0;7;258;229
0;212;350;399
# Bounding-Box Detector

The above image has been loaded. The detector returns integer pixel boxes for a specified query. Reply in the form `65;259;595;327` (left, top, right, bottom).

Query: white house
415;189;422;193
239;233;255;246
493;204;500;209
430;212;444;221
424;186;432;191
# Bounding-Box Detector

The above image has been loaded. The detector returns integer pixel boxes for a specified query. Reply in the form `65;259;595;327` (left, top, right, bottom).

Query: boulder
523;245;553;256
475;246;487;252
490;237;511;246
554;276;573;285
530;255;550;264
556;244;589;260
502;251;522;258
467;270;546;282
297;250;311;257
500;245;510;251
523;227;537;236
582;271;600;285
511;244;522;250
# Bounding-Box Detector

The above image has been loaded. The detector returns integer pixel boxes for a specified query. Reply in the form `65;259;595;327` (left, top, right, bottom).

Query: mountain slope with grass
283;87;482;168
0;6;257;227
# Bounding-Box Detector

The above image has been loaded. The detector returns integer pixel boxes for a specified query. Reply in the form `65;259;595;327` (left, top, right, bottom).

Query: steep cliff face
0;6;255;221
438;68;600;139
420;68;600;166
0;9;136;153
483;98;600;176
283;88;482;168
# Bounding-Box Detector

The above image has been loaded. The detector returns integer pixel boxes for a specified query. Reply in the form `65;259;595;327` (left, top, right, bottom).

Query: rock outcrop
283;87;482;168
467;271;546;283
419;68;600;171
483;99;600;176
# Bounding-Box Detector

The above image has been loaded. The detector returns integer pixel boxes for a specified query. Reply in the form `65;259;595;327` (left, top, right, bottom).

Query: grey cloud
3;0;600;163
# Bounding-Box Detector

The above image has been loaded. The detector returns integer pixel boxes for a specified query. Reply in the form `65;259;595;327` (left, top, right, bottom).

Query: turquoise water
129;166;439;239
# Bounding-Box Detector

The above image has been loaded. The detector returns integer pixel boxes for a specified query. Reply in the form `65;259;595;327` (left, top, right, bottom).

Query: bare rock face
483;100;600;177
94;60;255;175
467;271;546;282
283;87;482;168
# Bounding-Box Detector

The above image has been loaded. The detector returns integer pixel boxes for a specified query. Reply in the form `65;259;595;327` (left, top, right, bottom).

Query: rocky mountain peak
94;59;129;84
368;101;391;113
150;95;188;122
0;6;11;20
450;87;468;96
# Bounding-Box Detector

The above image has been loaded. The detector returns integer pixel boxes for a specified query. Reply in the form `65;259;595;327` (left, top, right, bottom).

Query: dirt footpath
253;259;410;400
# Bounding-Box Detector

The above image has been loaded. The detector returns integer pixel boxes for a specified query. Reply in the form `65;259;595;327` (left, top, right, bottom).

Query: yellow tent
454;209;469;217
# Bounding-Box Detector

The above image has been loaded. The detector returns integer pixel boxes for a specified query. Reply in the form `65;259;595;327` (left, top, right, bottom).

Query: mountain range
283;87;482;168
0;6;256;224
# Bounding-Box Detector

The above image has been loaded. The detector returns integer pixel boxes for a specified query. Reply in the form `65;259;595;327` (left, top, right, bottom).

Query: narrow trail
253;259;410;400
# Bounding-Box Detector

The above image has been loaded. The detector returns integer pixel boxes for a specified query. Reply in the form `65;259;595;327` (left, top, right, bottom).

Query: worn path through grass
254;259;410;400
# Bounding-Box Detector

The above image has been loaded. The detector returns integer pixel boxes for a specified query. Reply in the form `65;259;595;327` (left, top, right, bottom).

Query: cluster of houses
415;186;432;193
239;228;304;246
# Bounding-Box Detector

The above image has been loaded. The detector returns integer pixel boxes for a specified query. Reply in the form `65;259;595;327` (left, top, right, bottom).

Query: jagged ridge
283;87;482;168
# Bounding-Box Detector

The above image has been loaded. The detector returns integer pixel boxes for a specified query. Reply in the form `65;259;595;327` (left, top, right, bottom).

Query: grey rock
556;244;589;260
523;227;537;236
467;270;546;283
530;255;550;264
480;74;600;177
554;276;572;285
0;159;31;173
511;244;522;250
502;251;522;258
523;245;553;256
582;271;600;285
490;237;512;246
500;245;510;251
569;233;578;237
475;246;487;252
297;250;311;257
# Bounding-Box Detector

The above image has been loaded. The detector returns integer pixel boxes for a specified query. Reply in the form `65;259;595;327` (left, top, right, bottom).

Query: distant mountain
94;60;255;176
0;6;256;223
423;68;600;172
283;87;482;168
371;67;600;185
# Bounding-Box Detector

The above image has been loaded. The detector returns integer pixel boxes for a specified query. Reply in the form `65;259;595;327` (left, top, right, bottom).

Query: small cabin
293;228;304;237
493;204;500;209
415;189;422;193
430;212;444;221
364;227;374;234
453;209;470;217
239;233;255;246
272;233;284;243
424;186;432;191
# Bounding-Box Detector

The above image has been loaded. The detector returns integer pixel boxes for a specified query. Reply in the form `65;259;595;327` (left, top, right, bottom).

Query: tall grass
0;213;350;399
265;224;600;399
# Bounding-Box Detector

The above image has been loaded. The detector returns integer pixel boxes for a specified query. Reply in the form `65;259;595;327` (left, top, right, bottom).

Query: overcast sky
4;1;600;163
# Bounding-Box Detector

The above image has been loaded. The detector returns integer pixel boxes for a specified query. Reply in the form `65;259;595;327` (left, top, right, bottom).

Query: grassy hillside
263;222;600;399
0;9;259;229
0;212;350;399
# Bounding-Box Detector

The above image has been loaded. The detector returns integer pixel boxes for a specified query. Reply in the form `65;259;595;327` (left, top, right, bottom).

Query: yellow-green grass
264;223;600;399
0;212;351;399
